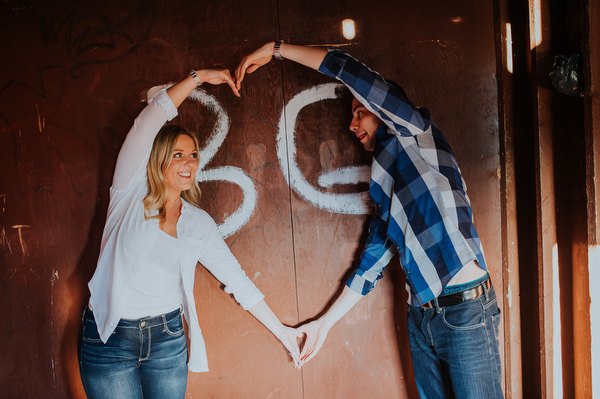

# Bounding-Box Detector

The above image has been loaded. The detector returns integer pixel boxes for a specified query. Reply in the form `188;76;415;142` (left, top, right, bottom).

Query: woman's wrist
189;70;202;88
270;321;288;338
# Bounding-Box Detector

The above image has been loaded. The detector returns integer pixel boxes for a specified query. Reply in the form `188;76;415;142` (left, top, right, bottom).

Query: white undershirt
121;228;182;319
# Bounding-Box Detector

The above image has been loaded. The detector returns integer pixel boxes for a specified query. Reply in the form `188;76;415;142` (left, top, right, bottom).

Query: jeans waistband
84;306;182;329
420;277;493;310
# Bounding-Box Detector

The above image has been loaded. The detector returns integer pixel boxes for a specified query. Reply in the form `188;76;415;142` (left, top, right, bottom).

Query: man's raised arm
235;42;328;90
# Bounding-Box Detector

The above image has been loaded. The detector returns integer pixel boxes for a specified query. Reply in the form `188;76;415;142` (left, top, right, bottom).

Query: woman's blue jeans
406;284;503;398
79;307;188;399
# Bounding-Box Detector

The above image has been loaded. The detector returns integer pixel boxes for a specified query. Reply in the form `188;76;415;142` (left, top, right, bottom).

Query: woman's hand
275;325;304;368
197;68;240;97
246;300;303;368
235;42;277;91
167;68;240;107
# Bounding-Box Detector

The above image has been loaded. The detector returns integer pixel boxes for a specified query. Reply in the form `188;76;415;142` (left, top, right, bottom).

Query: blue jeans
406;284;503;398
79;307;188;399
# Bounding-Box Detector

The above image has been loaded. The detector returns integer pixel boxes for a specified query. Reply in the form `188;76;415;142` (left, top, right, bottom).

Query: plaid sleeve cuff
345;269;383;295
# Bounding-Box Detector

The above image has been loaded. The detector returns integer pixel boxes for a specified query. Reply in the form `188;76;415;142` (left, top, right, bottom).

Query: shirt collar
180;199;192;214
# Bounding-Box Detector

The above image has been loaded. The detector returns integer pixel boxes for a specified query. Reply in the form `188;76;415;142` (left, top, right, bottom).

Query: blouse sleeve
197;217;265;310
111;89;178;191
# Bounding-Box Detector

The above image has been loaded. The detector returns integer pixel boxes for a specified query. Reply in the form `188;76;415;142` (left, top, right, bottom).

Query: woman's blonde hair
143;125;202;219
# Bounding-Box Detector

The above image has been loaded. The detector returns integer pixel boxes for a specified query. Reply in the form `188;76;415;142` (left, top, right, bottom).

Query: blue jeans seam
484;306;503;398
407;287;503;398
164;318;184;336
440;297;497;331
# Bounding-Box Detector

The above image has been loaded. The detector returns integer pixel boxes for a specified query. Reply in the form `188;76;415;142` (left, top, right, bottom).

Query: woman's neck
165;192;182;211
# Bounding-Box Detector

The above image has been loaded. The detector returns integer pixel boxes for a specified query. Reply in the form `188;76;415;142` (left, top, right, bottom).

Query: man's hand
197;68;240;97
297;319;332;365
246;300;305;368
296;286;364;366
235;42;328;93
235;42;276;91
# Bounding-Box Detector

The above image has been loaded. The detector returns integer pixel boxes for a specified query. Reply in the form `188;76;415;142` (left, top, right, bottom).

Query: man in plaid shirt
237;42;503;398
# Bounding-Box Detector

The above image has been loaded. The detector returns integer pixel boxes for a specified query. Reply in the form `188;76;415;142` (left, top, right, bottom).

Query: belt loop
483;277;490;301
434;297;441;313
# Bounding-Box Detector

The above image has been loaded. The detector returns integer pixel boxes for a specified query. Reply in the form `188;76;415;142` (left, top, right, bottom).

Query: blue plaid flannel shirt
319;50;488;306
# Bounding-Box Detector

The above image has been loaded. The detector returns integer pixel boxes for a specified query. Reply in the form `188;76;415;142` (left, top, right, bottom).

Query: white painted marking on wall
12;224;30;264
186;89;229;170
148;85;257;238
144;82;372;238
318;165;371;188
197;167;257;238
278;83;371;214
1;227;12;254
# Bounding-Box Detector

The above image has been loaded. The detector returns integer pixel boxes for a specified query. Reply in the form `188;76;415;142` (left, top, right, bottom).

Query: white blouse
87;89;264;372
121;230;182;319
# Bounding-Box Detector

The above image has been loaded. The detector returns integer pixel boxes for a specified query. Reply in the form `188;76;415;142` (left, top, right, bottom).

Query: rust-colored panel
494;1;524;397
579;0;600;397
275;1;502;398
1;1;503;398
0;1;303;397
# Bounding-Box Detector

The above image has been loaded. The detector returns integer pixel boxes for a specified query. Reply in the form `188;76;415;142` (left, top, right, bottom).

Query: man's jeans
407;284;503;398
79;307;188;399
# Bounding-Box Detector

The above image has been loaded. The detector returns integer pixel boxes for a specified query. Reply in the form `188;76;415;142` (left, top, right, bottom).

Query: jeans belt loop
434;297;441;313
483;277;490;301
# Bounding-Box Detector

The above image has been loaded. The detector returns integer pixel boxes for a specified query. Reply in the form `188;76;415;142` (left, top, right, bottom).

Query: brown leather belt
421;278;492;309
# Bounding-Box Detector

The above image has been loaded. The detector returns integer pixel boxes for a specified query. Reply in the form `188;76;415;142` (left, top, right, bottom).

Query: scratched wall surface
0;1;500;398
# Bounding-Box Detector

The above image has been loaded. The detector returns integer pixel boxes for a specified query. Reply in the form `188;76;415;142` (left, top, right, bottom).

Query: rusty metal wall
0;1;501;398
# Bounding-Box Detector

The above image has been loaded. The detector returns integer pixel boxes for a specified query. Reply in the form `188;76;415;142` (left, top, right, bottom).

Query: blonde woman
79;69;300;399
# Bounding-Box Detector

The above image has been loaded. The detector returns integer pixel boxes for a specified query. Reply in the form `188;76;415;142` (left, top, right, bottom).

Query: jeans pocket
491;306;501;322
164;314;184;336
82;319;103;343
441;300;486;331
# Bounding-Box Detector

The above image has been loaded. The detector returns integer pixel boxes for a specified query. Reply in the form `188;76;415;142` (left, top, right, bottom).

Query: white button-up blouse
87;89;264;372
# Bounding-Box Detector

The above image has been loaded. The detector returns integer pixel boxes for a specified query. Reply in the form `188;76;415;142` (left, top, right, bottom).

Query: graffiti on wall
149;82;372;238
278;83;372;216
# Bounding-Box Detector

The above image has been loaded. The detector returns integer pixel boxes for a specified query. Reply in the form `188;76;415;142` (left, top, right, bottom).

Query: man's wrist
318;314;337;331
273;40;284;60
